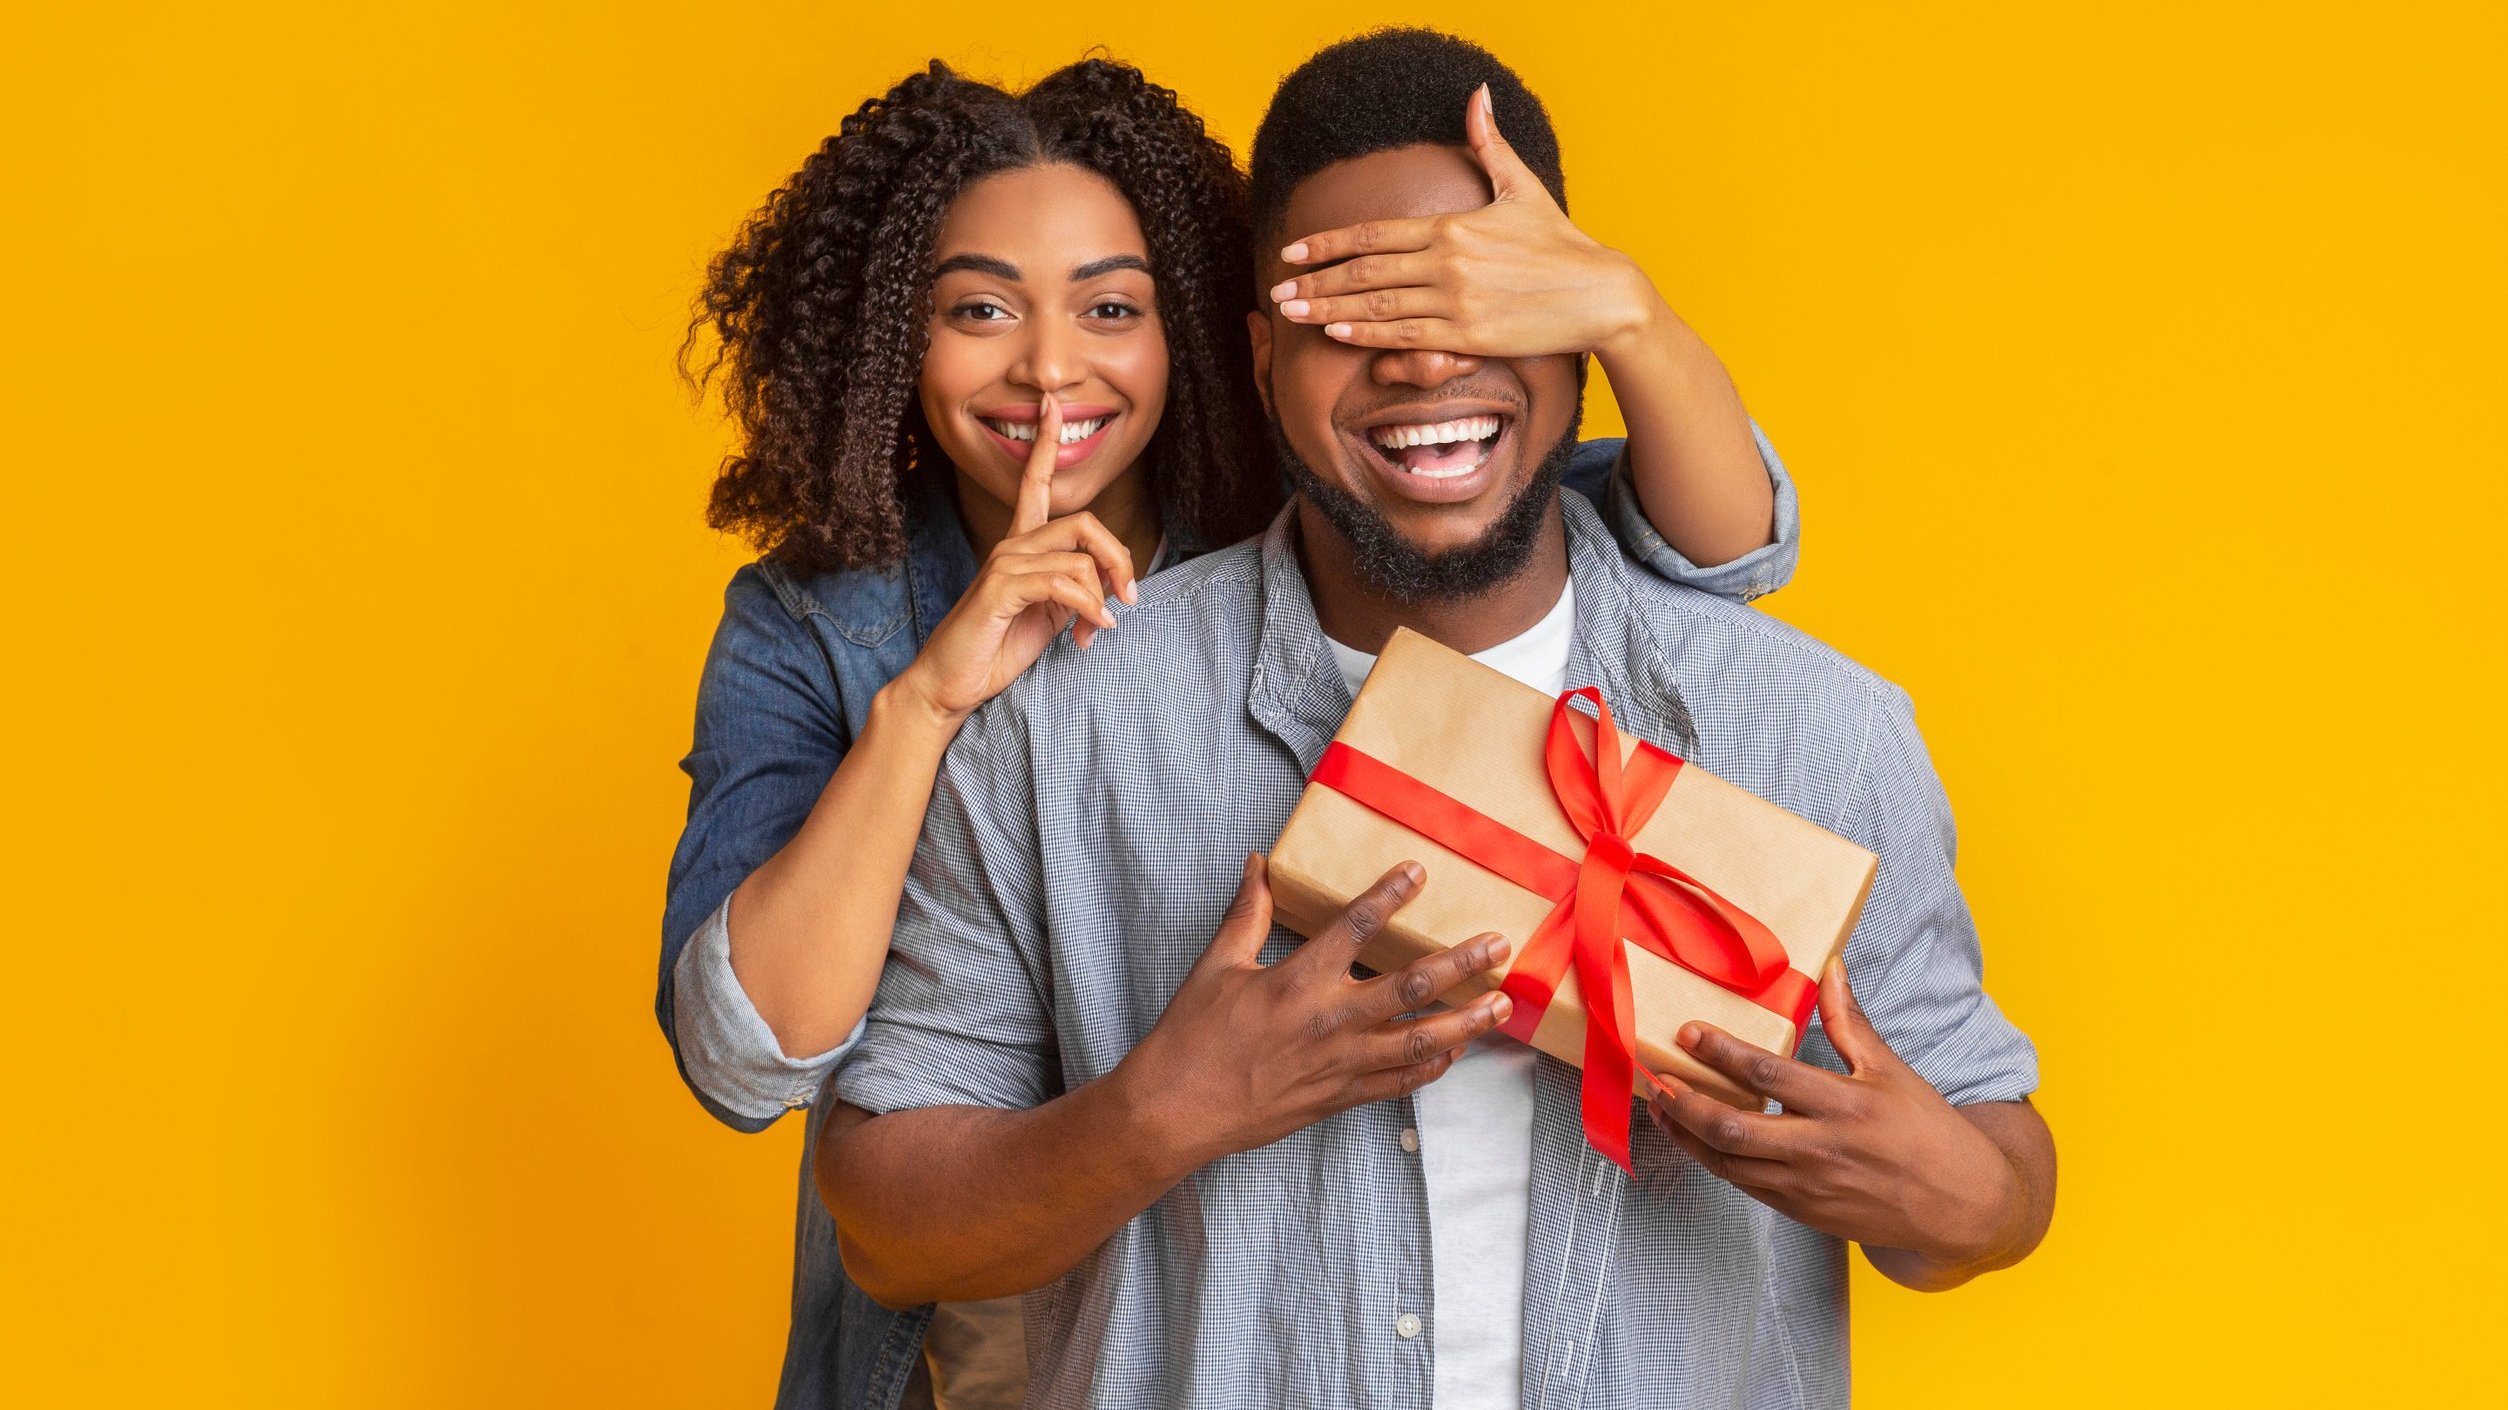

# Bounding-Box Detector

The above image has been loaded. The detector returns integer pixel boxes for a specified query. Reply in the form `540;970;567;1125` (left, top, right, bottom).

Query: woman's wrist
872;670;970;752
1594;272;1707;382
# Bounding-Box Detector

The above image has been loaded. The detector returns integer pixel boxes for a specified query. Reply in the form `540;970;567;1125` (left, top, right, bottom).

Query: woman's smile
975;403;1123;471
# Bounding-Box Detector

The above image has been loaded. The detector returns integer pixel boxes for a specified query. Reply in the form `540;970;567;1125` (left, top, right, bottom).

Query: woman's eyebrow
1070;254;1150;281
933;253;1020;281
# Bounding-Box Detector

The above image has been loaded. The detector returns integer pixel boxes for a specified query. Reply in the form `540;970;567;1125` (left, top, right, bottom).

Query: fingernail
1484;936;1512;966
1244;852;1260;879
1490;994;1513;1024
1400;861;1425;888
1120;579;1138;604
1269;280;1297;301
1677;1023;1704;1051
1281;299;1311;319
1281;242;1309;262
1325;323;1352;338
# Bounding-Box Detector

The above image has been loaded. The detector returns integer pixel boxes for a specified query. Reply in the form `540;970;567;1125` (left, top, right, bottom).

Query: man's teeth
1369;414;1503;450
984;415;1110;445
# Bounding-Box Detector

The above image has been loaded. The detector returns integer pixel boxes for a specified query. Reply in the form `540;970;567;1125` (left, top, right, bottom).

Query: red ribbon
1308;687;1816;1171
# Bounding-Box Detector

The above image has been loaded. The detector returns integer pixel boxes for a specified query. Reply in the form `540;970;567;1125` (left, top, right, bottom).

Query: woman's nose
1010;320;1085;396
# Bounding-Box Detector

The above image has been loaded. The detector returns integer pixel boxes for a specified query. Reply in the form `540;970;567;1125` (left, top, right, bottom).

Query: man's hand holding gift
1646;960;2056;1292
1124;854;1515;1170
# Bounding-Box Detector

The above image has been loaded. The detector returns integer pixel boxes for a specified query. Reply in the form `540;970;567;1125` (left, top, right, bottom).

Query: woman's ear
1246;310;1275;419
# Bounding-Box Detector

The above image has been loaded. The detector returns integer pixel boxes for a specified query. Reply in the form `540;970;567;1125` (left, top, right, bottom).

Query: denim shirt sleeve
659;563;861;1133
670;896;868;1123
1800;687;2039;1107
1569;421;1802;604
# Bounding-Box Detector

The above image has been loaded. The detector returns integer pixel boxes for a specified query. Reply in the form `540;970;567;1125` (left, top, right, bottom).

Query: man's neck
1295;501;1572;657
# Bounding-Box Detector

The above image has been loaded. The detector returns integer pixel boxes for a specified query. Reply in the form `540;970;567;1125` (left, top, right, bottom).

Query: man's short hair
1247;28;1568;256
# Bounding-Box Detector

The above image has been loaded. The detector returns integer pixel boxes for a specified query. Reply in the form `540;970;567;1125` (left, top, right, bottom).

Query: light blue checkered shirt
837;486;2036;1409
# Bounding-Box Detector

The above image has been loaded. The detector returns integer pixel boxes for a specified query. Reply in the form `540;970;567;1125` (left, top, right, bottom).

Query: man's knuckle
1300;1008;1338;1045
1397;970;1433;1009
1747;1054;1786;1092
1405;1027;1434;1064
1713;1117;1752;1151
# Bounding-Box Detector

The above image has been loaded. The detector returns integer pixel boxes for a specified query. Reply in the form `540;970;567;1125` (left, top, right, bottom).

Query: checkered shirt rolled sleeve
1801;686;2041;1108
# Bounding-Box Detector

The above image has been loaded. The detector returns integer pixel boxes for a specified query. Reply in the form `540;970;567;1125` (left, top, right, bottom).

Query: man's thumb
1818;958;1890;1073
1205;852;1276;968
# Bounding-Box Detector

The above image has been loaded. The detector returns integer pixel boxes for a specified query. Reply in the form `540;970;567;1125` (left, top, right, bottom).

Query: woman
661;57;1801;1410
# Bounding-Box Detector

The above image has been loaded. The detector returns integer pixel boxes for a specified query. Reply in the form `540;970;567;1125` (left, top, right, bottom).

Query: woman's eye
954;302;1011;322
1087;301;1141;320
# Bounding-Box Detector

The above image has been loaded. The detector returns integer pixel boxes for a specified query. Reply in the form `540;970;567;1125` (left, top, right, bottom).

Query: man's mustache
1341;383;1525;423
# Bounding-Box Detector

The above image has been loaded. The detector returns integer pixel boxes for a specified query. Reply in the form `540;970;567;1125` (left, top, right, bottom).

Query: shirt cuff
1898;990;2043;1110
670;895;867;1123
1602;421;1802;603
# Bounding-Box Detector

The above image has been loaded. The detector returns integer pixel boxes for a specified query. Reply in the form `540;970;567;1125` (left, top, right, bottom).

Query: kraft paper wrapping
1269;628;1879;1111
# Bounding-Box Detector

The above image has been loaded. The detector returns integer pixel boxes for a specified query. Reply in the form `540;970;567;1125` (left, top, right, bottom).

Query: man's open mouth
1364;413;1507;480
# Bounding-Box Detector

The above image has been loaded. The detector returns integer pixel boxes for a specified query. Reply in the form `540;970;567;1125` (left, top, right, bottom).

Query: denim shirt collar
902;466;982;650
1247;491;1701;770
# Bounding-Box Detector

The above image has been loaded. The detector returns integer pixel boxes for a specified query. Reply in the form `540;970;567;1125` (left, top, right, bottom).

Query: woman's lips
978;411;1121;471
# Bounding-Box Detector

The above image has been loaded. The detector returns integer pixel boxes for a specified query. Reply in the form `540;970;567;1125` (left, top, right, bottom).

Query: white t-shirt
1325;581;1574;1410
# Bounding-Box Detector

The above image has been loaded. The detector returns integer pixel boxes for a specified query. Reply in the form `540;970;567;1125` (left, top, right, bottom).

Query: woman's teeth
983;415;1110;445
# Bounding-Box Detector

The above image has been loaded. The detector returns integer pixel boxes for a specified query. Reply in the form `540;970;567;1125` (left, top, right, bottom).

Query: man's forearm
816;1061;1194;1308
1863;1099;2058;1292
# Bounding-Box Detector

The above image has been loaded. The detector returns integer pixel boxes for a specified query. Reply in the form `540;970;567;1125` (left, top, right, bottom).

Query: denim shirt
659;432;1803;1410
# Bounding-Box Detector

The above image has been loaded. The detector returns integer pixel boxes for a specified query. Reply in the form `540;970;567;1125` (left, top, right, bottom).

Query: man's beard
1270;408;1581;605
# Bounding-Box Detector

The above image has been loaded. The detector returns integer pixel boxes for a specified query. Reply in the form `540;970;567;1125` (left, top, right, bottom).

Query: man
822;29;2054;1408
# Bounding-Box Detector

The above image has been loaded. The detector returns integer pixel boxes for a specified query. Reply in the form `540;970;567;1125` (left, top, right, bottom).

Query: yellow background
6;2;2499;1403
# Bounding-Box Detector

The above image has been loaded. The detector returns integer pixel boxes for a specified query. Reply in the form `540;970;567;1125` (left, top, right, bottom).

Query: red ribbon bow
1308;687;1815;1170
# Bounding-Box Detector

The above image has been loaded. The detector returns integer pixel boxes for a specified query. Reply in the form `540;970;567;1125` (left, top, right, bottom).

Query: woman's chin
941;445;1149;529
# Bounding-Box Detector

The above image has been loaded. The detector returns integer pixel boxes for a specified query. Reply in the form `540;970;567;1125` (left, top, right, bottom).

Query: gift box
1268;628;1878;1168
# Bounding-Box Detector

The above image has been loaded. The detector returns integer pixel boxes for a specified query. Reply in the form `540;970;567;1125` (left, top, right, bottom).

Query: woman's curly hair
685;58;1278;572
